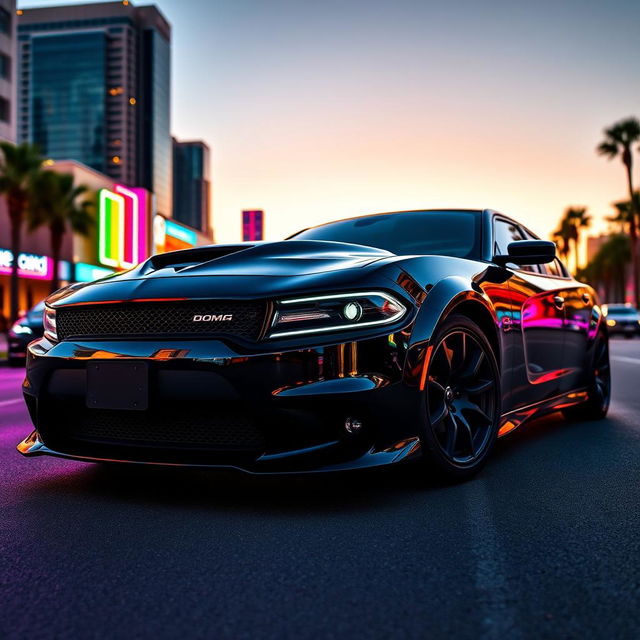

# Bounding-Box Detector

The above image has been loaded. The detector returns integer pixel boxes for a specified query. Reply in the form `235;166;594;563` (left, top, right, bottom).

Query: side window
540;258;565;278
493;219;524;256
556;258;569;278
493;219;537;272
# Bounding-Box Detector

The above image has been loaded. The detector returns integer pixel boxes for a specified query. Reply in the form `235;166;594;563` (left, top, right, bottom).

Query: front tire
419;314;501;482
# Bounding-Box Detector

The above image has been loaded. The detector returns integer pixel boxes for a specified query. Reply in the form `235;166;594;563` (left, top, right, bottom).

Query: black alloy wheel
563;332;610;421
420;315;500;480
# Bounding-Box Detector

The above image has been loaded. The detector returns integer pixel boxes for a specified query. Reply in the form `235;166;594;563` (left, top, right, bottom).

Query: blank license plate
86;361;149;411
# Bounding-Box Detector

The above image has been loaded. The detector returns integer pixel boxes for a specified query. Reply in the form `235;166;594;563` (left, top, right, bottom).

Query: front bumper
18;332;425;473
608;323;640;336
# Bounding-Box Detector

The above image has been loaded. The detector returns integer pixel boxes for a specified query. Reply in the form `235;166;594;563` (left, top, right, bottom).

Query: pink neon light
114;184;148;265
131;187;148;261
0;254;53;280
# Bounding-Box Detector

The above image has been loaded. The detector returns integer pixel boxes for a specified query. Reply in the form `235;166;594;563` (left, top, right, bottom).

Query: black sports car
7;301;45;366
17;209;610;479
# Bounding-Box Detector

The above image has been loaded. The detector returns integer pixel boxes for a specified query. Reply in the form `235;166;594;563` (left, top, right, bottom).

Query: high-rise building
172;138;211;236
17;0;172;215
0;0;16;143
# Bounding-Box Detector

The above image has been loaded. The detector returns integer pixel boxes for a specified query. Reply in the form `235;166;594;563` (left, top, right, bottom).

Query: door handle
581;293;591;304
553;295;565;309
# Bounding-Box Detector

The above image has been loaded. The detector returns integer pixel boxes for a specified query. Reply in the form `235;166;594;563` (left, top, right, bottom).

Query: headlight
43;306;58;341
269;291;407;338
606;319;616;327
10;322;33;336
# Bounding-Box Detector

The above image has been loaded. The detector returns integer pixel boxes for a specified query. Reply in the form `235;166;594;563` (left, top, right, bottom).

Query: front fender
403;276;498;387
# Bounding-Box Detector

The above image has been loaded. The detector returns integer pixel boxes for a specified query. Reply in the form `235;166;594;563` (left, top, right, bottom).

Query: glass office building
172;139;211;235
18;1;173;215
0;0;16;144
141;27;172;220
31;32;107;173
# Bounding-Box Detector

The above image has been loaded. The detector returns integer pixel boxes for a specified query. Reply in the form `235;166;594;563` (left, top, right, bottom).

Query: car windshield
607;306;637;316
290;210;481;259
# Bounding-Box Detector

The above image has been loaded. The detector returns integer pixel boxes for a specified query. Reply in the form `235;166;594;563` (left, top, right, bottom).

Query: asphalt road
1;340;639;640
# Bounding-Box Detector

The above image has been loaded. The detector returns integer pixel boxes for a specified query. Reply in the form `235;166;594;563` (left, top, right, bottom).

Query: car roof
294;209;484;235
607;303;637;310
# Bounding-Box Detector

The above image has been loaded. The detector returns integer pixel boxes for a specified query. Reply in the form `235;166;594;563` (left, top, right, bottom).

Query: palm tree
0;142;43;322
597;117;640;305
608;192;640;234
581;234;631;302
566;206;591;267
552;217;573;263
554;206;590;273
28;171;93;293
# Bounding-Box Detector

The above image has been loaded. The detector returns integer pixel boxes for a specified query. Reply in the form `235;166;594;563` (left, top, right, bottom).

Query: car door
493;217;567;411
540;258;594;393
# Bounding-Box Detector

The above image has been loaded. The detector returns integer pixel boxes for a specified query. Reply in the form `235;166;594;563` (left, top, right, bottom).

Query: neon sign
0;248;53;280
74;263;114;282
153;215;198;253
242;210;264;241
98;185;148;269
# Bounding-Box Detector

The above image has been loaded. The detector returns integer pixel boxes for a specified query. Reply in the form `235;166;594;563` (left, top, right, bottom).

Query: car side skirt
498;388;589;436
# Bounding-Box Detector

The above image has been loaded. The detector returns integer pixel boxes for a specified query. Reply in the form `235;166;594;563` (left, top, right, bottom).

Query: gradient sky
20;0;640;244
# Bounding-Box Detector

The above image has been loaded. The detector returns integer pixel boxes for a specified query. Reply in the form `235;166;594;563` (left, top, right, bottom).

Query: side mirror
494;240;556;266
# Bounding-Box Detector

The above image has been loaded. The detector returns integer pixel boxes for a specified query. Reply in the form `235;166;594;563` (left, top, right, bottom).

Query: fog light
343;301;363;322
345;417;363;434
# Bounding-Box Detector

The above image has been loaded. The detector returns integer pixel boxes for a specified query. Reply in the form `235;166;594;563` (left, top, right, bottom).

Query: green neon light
98;189;125;268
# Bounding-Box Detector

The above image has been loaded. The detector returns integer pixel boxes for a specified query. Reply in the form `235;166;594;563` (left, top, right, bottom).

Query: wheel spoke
454;412;476;456
427;379;446;396
463;347;485;378
432;345;453;384
458;332;467;373
464;401;491;426
463;378;494;394
430;401;449;426
444;415;458;456
442;338;455;377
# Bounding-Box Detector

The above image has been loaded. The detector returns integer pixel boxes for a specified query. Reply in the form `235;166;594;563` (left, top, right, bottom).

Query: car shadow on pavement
20;457;439;515
18;410;625;514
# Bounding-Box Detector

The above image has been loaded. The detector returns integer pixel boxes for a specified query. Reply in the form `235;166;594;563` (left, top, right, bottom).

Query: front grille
56;300;267;341
58;406;265;451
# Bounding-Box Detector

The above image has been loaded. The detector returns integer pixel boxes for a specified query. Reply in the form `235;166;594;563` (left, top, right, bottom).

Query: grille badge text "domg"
192;314;234;322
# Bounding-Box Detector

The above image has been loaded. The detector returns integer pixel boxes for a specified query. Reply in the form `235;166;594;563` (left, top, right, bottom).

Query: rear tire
562;331;610;421
418;314;501;482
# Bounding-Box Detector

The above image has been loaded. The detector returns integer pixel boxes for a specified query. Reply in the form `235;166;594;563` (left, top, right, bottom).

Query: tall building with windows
172;138;211;236
17;1;172;215
0;0;16;142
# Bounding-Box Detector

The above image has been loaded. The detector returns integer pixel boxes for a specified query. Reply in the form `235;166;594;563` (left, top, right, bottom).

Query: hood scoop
143;244;254;274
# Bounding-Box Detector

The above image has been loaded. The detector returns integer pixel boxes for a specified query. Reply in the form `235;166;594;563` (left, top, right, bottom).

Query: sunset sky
21;0;640;244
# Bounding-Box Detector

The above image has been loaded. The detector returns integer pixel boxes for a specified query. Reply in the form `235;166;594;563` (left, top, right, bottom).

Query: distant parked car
7;301;45;366
603;303;640;338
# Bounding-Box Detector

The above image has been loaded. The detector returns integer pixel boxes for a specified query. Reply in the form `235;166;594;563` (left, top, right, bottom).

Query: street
1;341;639;640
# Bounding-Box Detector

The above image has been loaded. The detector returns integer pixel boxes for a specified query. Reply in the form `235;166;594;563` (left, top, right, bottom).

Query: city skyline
19;0;640;244
18;1;173;216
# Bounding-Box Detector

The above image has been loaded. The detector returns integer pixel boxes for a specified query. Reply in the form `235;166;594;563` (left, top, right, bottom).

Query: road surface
1;340;639;639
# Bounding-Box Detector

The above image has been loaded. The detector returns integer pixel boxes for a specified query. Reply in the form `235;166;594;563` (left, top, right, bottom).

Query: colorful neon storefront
153;215;199;253
98;185;150;269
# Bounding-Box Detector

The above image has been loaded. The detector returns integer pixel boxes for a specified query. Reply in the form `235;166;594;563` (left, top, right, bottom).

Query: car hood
141;240;392;277
49;241;397;307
